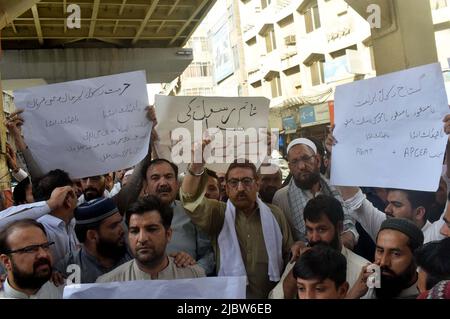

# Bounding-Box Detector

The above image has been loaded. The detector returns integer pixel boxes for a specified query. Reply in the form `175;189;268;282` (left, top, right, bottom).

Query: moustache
308;240;326;247
33;258;51;271
157;186;172;193
380;266;396;276
85;187;100;194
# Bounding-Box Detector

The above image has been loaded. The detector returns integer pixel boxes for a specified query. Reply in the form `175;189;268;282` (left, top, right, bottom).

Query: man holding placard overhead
180;138;293;299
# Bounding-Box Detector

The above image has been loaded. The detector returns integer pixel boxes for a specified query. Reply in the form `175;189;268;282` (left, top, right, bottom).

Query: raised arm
114;106;156;213
5;109;44;180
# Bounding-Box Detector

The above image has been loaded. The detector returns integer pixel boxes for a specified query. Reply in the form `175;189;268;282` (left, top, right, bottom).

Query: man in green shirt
181;150;293;299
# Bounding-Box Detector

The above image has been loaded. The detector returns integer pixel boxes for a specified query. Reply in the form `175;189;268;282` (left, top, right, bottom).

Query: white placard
331;63;449;191
13;71;151;178
154;95;271;173
63;276;247;299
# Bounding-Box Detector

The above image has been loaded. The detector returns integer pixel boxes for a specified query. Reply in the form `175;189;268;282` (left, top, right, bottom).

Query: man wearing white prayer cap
272;138;358;250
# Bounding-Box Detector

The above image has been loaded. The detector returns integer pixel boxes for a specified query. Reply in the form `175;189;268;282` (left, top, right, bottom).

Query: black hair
206;168;219;180
293;244;347;288
225;159;258;181
303;195;344;226
415;238;450;290
13;177;31;205
32;169;73;202
142;158;178;180
0;219;47;254
125;195;173;229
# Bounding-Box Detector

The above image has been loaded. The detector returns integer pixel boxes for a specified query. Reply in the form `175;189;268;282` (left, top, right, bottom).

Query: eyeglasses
6;242;55;255
226;177;255;188
288;155;315;166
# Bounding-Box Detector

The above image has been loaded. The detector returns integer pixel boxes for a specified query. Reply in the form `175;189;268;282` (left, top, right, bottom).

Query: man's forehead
207;176;219;185
8;226;47;246
288;144;315;158
297;277;330;286
227;167;254;178
147;162;175;175
305;215;334;227
377;229;410;248
387;190;409;203
129;211;162;226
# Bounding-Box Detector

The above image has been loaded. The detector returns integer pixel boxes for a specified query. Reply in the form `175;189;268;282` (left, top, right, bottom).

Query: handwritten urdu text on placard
331;63;449;191
14;71;151;178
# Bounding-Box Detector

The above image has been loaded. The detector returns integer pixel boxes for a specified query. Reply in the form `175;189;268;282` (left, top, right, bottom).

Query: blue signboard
282;116;297;132
299;105;316;125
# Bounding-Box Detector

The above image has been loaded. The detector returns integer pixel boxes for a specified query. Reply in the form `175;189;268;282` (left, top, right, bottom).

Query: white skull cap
286;138;317;155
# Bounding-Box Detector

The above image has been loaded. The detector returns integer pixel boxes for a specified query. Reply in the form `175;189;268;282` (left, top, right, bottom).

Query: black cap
75;197;119;225
379;218;424;251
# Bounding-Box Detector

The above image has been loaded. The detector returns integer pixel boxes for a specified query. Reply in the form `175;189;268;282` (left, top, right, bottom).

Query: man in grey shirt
56;197;131;283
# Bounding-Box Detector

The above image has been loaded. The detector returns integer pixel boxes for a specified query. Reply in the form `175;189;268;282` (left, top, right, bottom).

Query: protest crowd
0;85;449;300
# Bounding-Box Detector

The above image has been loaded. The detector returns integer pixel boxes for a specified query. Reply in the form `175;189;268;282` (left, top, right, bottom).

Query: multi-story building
168;0;450;152
165;0;248;98
431;0;450;68
163;28;215;96
240;0;375;146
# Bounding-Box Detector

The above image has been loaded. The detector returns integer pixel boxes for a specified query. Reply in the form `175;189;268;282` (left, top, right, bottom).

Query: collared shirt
180;173;294;299
166;200;215;275
268;246;369;299
37;215;79;263
0;201;51;231
345;189;445;243
95;256;205;283
56;246;132;283
0;278;63;299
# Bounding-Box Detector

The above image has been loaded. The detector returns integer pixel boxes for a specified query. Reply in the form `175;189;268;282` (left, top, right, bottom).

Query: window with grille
310;61;325;86
270;74;283;97
265;27;277;53
304;1;321;33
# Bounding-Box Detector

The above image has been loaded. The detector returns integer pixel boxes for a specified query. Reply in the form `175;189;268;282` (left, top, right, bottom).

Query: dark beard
259;186;279;204
11;258;52;291
309;230;340;251
294;171;321;190
83;188;102;201
96;237;127;261
375;263;417;299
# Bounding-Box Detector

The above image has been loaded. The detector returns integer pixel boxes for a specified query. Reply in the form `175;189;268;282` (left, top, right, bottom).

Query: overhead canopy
0;0;217;82
0;0;217;49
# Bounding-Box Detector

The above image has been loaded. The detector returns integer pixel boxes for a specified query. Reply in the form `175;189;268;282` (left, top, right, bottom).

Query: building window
187;37;209;53
183;62;211;78
261;0;272;10
431;0;448;10
183;88;213;96
270;74;282;97
304;1;321;33
310;61;325;86
265;27;277;53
